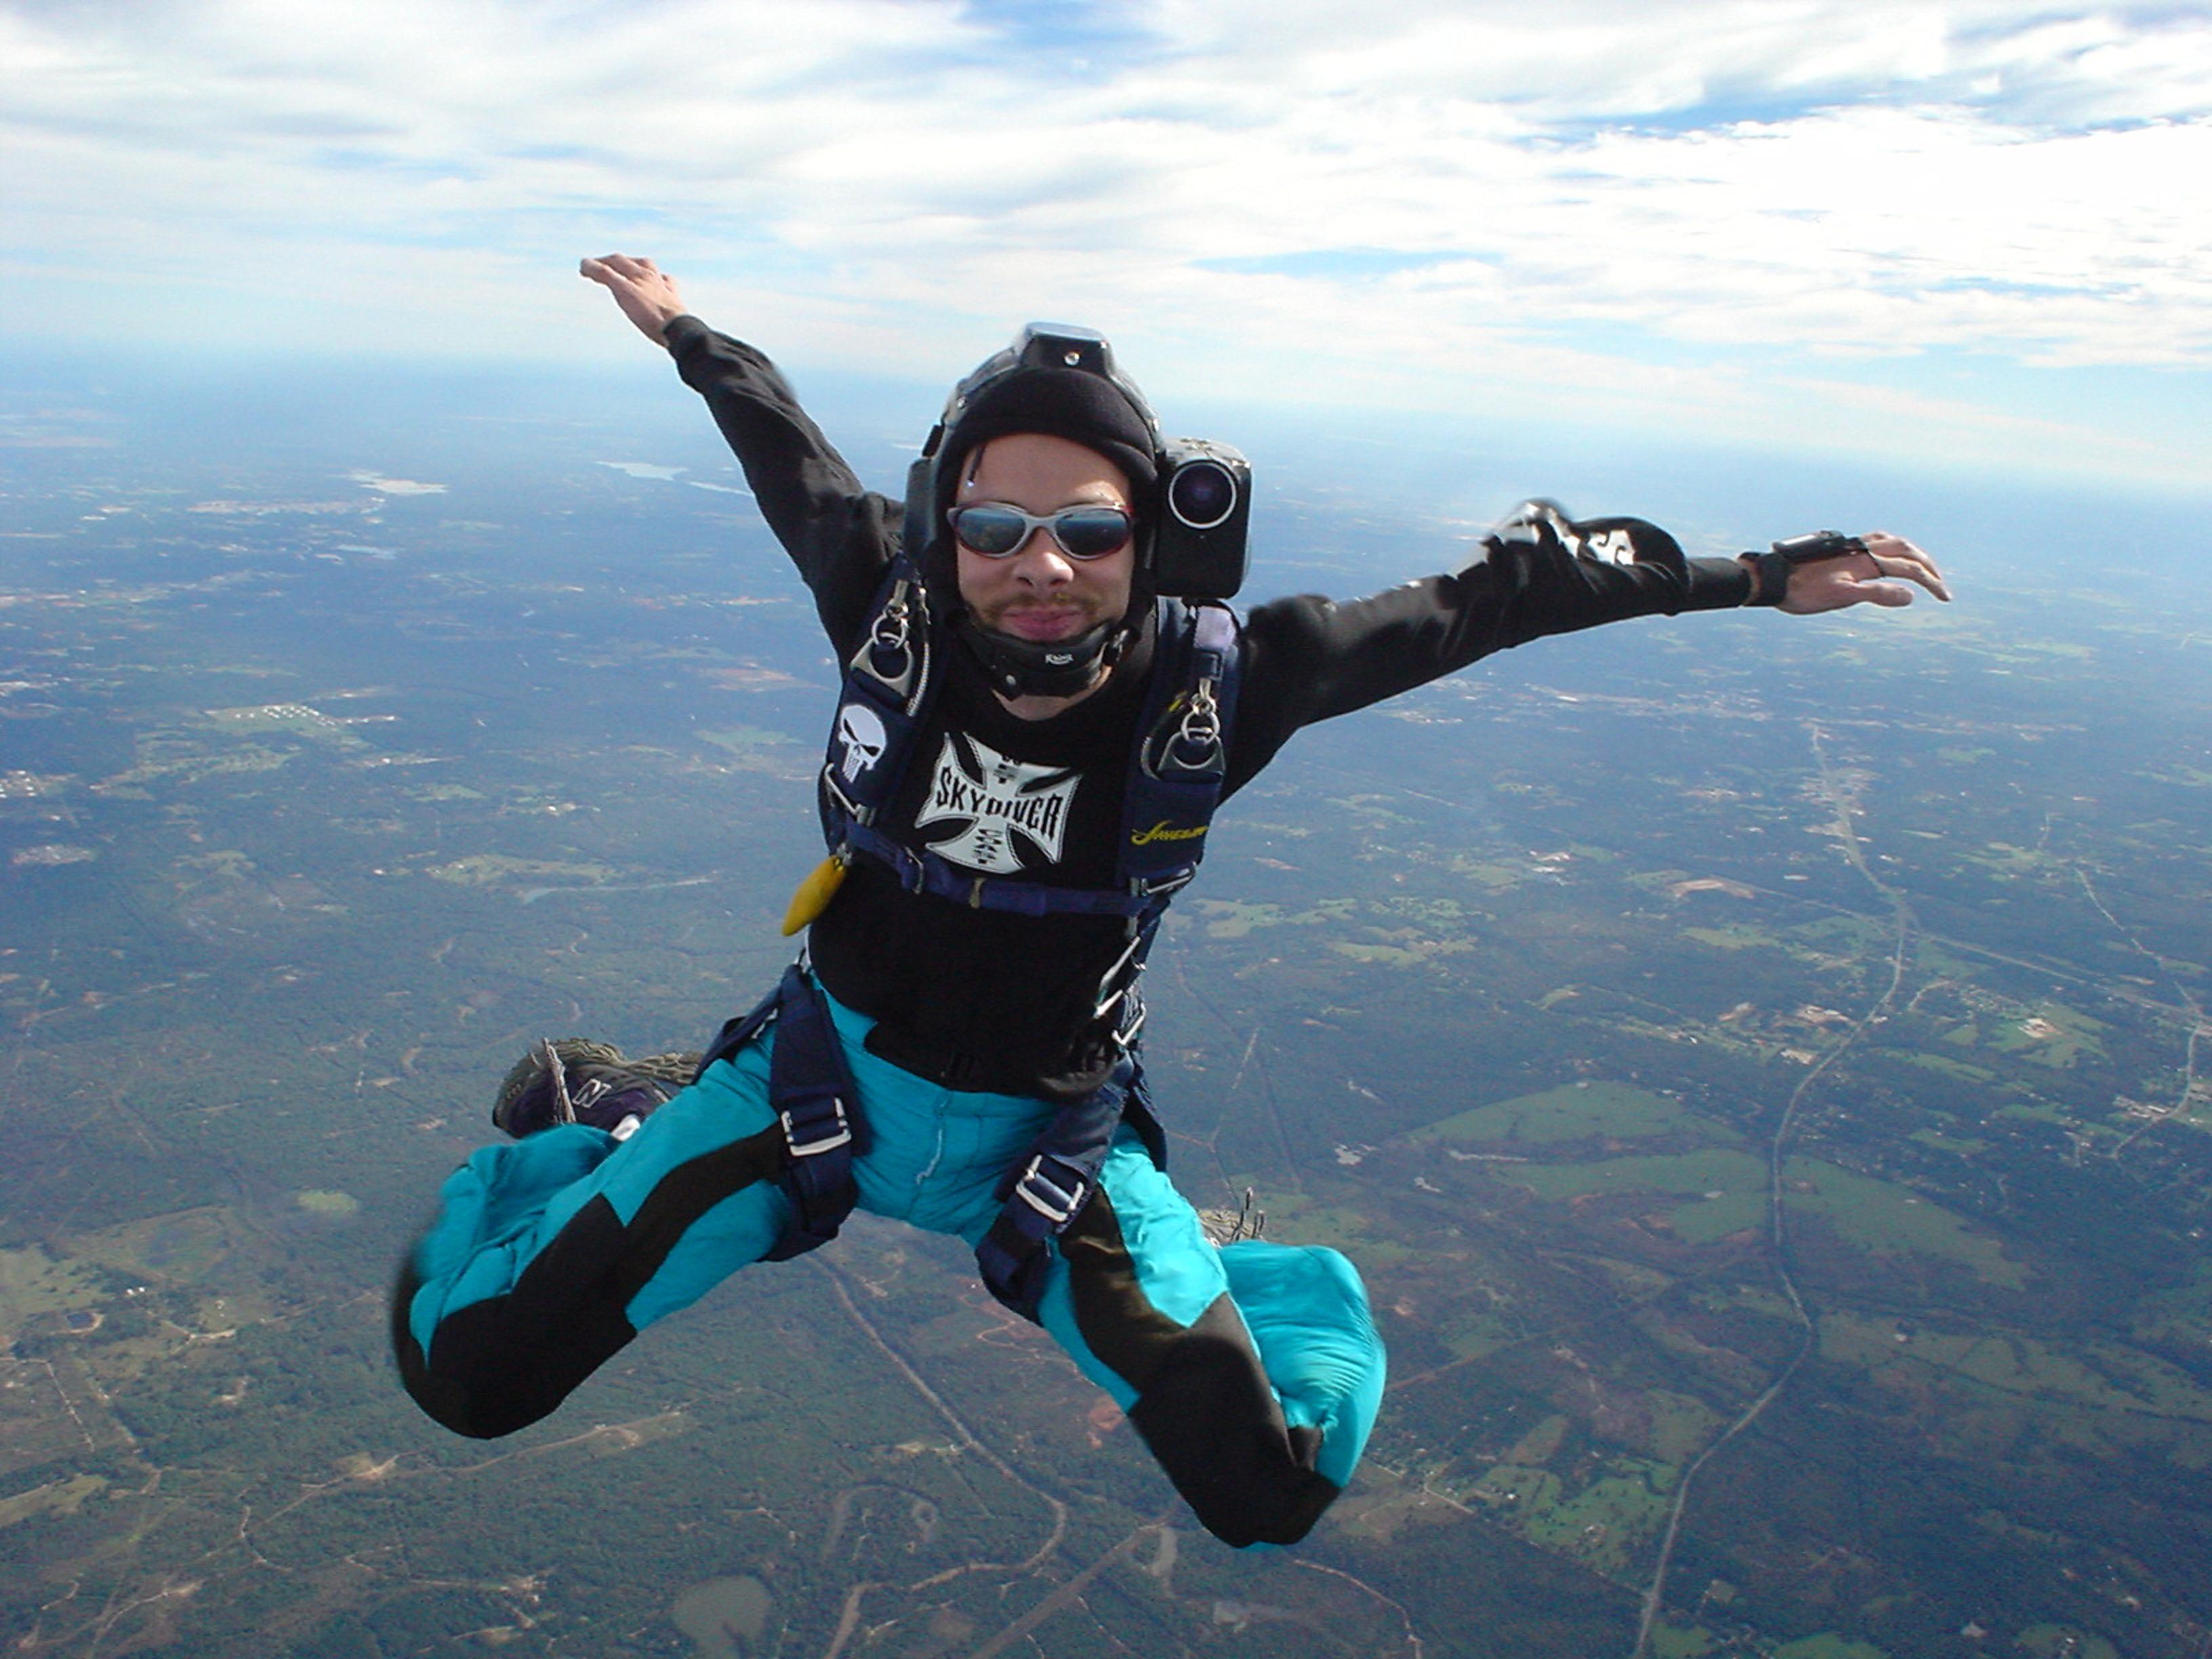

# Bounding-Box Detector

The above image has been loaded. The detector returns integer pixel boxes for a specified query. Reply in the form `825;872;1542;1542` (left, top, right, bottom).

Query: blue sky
5;0;2209;494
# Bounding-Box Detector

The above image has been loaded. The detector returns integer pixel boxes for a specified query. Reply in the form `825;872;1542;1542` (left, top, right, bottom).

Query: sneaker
491;1038;701;1139
1198;1185;1267;1248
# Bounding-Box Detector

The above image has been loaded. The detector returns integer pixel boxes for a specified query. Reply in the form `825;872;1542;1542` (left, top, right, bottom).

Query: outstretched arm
1227;510;1954;793
577;253;897;647
580;253;691;346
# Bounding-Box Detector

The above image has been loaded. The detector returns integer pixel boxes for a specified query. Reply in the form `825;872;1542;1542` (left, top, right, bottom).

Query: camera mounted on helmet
1153;436;1250;600
901;323;1252;611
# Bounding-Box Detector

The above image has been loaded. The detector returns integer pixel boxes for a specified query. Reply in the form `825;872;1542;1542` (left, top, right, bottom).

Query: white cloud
2;0;2207;489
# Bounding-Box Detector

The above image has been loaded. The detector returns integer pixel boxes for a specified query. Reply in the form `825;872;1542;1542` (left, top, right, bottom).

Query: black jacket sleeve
664;314;900;652
1226;531;1753;790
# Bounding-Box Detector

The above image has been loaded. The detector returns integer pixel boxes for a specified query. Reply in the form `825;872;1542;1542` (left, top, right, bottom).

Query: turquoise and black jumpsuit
391;316;1761;1547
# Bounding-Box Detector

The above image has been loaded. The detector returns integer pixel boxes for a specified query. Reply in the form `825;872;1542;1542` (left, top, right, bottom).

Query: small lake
671;1575;772;1658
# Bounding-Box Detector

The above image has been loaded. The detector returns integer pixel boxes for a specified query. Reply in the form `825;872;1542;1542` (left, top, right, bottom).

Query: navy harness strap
691;983;779;1082
1120;600;1237;893
760;965;863;1261
820;560;933;849
691;966;864;1264
974;1059;1168;1322
838;822;1162;916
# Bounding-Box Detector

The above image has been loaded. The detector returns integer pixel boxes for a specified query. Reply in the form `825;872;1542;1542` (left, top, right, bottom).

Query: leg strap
696;966;866;1263
975;1059;1164;1323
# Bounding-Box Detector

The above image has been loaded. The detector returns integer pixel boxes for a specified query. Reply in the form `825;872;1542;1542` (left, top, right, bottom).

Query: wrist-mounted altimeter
1746;530;1868;607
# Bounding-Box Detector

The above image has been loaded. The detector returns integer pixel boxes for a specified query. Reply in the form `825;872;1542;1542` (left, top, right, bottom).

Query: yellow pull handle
781;854;848;936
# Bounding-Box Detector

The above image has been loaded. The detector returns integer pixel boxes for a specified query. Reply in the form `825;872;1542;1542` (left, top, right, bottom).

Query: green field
1782;1158;2027;1288
1416;1080;1718;1146
1824;1314;2212;1420
1506;1149;1771;1244
0;1248;105;1347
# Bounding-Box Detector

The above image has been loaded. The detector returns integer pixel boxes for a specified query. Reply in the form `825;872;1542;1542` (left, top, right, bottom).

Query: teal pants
392;991;1385;1547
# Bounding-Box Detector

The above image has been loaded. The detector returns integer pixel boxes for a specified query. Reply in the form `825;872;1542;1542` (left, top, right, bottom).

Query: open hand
1779;532;1950;613
580;254;689;346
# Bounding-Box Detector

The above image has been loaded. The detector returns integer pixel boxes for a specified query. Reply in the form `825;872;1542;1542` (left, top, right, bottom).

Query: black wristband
1744;531;1867;607
1746;550;1793;606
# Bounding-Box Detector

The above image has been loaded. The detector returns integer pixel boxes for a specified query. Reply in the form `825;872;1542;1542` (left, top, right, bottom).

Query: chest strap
838;820;1173;916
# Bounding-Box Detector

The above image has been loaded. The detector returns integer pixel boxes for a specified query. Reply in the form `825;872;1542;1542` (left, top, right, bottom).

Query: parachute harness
729;558;1241;1319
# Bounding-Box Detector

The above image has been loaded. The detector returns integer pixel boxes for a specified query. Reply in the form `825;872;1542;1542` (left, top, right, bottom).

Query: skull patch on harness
834;702;888;783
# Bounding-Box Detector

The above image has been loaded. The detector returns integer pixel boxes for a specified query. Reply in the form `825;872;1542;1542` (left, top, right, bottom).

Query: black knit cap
935;365;1159;527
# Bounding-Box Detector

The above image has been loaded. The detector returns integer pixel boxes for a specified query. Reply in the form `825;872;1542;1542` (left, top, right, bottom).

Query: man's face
954;433;1134;645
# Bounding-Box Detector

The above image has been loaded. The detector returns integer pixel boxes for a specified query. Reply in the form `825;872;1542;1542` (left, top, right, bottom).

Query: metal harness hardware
1012;1153;1089;1225
779;1097;853;1156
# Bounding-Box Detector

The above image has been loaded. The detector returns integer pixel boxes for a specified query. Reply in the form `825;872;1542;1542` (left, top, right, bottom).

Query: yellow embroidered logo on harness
1130;819;1207;846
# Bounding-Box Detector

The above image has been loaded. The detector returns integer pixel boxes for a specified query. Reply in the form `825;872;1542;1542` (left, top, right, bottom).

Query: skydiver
389;253;1947;1548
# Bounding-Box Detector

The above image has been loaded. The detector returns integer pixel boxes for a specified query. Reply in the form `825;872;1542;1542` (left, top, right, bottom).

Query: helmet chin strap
956;612;1128;700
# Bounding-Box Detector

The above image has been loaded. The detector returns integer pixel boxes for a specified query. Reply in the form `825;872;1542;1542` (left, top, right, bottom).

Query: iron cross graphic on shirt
915;733;1081;874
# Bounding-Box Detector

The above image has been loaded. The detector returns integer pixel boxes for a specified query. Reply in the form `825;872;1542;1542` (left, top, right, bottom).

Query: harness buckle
821;769;867;828
854;583;922;698
1143;676;1225;782
1179;679;1220;747
781;1094;855;1157
1012;1154;1086;1225
892;844;926;894
875;591;913;649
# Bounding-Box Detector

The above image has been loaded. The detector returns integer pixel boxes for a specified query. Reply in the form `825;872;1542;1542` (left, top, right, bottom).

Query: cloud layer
5;0;2208;486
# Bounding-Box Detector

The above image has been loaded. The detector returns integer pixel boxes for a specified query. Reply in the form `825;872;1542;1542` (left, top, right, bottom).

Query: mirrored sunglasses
947;503;1134;560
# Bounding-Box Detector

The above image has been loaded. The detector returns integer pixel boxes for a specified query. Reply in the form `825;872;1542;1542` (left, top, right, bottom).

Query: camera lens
1168;459;1237;530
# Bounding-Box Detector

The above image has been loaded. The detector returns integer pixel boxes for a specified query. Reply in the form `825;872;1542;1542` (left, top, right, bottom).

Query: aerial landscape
6;2;2211;1652
2;362;2207;1658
